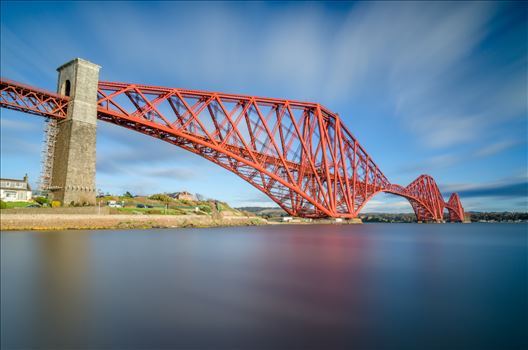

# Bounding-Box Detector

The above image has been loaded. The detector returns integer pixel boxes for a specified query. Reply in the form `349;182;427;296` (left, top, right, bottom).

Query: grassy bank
0;201;34;209
0;195;264;231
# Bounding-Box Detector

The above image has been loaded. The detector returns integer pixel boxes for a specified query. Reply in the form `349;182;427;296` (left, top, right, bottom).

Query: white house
0;175;32;202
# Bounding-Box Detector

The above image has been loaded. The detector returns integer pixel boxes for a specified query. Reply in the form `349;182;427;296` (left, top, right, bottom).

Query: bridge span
0;58;465;222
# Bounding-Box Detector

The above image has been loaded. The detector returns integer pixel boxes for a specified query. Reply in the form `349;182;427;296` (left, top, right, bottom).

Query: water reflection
1;224;527;349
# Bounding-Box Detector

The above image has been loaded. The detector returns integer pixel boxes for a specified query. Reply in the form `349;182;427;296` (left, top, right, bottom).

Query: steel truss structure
0;78;465;222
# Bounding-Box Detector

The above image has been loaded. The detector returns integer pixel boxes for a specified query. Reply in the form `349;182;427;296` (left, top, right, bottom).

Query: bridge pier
49;58;100;206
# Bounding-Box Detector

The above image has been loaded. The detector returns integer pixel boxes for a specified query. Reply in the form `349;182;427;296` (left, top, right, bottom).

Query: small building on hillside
0;174;32;202
169;191;194;201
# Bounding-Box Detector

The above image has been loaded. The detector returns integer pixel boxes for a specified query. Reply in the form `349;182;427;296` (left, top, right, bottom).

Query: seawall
0;213;267;231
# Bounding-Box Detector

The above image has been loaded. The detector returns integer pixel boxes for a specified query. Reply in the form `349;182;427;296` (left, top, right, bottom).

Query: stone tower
50;58;100;206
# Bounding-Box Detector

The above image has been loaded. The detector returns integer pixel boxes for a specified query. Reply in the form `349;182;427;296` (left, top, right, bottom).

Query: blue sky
1;1;526;212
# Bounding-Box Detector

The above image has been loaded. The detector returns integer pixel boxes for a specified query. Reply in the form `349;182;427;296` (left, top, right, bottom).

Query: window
5;191;16;199
63;80;71;97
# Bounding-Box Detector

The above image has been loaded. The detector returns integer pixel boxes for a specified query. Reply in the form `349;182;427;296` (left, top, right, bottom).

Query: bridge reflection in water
1;225;526;349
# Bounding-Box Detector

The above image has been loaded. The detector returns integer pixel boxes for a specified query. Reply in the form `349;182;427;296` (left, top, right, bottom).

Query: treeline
360;212;528;223
239;207;528;223
359;213;417;223
466;212;528;222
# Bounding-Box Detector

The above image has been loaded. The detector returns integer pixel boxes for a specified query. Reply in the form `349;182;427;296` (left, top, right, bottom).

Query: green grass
2;201;35;209
95;196;239;216
115;207;188;215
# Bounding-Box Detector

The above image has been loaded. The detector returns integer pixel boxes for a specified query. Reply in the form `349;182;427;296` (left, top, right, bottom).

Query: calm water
1;224;527;350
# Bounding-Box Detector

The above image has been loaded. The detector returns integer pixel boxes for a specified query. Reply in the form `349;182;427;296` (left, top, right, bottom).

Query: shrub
215;201;229;211
0;200;6;209
199;205;212;213
149;194;171;202
34;196;49;205
51;200;61;208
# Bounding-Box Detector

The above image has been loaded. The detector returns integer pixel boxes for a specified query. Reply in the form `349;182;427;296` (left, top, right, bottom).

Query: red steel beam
0;78;466;221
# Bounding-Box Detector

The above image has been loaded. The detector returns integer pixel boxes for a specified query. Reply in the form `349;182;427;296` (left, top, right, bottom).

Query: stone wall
1;207;110;215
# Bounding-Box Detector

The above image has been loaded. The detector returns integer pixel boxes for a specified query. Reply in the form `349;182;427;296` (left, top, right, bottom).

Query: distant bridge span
0;72;465;222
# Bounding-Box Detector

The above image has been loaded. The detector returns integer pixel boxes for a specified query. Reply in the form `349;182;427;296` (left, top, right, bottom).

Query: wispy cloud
362;178;528;213
443;178;528;199
0;1;525;211
0;115;43;156
461;196;527;212
475;140;522;157
95;121;206;181
362;198;414;213
142;168;197;180
91;1;523;152
230;191;278;208
399;138;524;175
0;136;40;155
97;150;200;181
442;173;528;212
96;124;205;184
0;24;62;85
399;153;462;174
456;181;528;199
0;115;43;132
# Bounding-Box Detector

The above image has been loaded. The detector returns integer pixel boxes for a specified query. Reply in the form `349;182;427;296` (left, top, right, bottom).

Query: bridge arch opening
445;207;463;222
360;192;416;221
443;207;451;222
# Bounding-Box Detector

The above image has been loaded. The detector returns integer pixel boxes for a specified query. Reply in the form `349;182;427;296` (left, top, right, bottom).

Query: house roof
0;178;26;183
1;177;31;191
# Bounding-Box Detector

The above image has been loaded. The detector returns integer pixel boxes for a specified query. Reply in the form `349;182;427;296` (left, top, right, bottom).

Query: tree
123;191;134;198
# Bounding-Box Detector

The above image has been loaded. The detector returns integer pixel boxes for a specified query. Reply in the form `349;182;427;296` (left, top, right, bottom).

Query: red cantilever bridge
0;77;465;222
